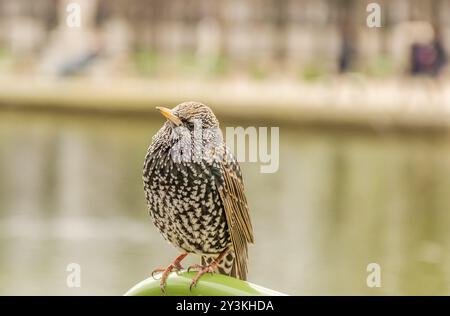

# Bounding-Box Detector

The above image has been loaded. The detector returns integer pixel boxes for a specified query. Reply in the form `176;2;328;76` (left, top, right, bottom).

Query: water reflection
0;111;449;295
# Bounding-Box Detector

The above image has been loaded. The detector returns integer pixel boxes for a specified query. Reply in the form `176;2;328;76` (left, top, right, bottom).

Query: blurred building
0;0;450;77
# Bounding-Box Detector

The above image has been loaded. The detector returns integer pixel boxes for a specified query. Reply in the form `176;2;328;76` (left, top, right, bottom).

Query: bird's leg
151;252;188;292
188;249;228;290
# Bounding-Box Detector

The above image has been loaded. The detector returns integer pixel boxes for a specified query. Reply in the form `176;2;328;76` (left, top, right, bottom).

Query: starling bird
143;101;254;291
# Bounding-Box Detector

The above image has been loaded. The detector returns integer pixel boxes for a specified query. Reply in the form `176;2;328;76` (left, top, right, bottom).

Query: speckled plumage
143;101;254;281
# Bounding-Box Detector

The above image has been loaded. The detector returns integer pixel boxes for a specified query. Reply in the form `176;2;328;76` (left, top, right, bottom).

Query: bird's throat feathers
152;122;225;165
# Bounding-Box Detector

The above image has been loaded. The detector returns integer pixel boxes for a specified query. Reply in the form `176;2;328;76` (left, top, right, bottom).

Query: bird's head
156;101;219;130
153;102;224;163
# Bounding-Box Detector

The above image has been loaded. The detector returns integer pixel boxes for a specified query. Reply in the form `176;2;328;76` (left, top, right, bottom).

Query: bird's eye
184;120;195;129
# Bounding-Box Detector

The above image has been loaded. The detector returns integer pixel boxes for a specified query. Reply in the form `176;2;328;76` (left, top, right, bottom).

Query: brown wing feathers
219;159;254;280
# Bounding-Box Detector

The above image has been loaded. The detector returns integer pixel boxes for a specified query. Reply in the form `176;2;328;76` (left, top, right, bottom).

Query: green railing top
124;272;287;296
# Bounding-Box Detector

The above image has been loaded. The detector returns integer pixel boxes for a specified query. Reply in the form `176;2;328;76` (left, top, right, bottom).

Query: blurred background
0;0;450;295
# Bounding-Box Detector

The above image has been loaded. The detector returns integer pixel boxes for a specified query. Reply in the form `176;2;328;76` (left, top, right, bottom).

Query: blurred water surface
0;111;449;295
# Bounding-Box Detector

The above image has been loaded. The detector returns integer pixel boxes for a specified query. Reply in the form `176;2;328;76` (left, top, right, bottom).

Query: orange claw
188;262;219;291
188;249;229;290
151;267;166;279
151;253;188;293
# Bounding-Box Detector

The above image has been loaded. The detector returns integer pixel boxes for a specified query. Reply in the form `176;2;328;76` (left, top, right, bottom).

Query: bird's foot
151;253;187;293
187;261;219;291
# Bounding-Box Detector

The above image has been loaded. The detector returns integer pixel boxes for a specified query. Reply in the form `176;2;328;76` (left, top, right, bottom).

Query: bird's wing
218;148;254;280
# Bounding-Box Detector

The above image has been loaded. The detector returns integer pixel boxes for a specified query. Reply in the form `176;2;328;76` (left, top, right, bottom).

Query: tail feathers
201;250;247;281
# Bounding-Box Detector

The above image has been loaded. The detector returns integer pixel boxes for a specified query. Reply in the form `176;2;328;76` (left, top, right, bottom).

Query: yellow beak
156;107;182;126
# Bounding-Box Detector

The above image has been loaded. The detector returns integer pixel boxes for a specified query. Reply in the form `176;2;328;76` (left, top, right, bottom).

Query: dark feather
218;148;254;280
